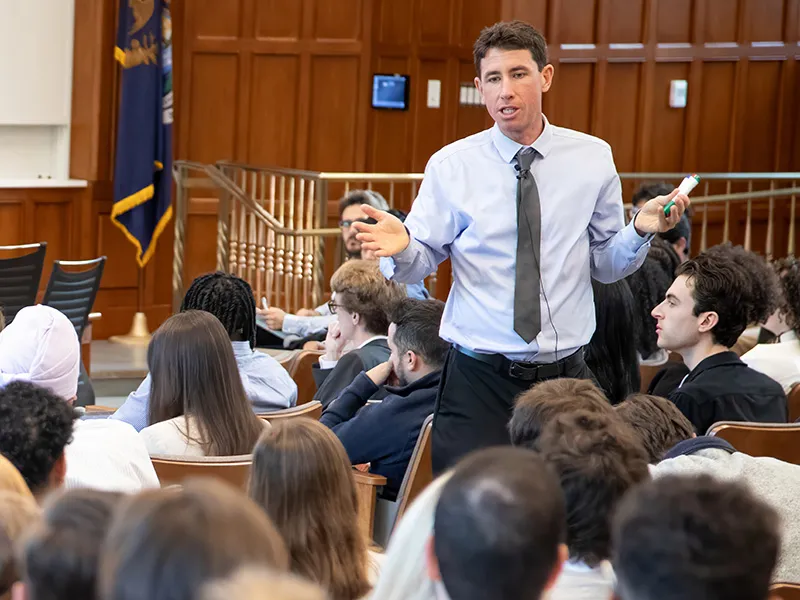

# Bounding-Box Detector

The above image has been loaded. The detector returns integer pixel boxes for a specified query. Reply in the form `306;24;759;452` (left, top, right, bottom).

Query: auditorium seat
788;384;800;422
291;350;324;405
771;583;800;600
150;454;252;490
372;414;434;546
257;401;322;424
707;422;800;466
0;242;47;324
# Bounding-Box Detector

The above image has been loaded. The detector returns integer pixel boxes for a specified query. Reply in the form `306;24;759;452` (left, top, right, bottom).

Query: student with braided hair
113;272;297;432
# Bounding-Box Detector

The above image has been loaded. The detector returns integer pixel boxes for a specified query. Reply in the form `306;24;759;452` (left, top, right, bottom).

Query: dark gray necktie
513;148;541;343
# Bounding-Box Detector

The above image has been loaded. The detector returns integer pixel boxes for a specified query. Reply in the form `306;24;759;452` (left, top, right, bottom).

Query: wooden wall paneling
187;53;240;163
600;63;642;173
500;0;549;31
741;60;783;172
647;62;691;172
411;59;451;171
554;0;597;44
694;61;737;172
551;63;595;133
654;0;694;43
704;0;741;42
0;199;24;245
192;0;242;38
255;0;304;39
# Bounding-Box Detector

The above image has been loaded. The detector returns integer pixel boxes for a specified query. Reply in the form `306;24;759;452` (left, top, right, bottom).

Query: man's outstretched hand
353;205;410;257
633;188;691;236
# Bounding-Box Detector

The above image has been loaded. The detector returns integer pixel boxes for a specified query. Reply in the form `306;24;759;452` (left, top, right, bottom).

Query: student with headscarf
0;305;159;492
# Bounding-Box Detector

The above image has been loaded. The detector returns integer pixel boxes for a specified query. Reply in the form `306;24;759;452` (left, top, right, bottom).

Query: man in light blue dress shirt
355;21;689;472
113;272;297;431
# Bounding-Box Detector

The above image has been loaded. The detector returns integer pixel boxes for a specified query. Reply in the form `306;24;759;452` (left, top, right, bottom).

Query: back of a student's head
431;447;567;600
775;256;800;335
248;419;368;600
99;479;288;600
0;382;75;498
330;260;405;336
586;279;641;403
388;299;448;380
201;567;327;600
0;492;40;600
509;378;613;450
613;474;780;600
615;394;695;462
147;310;263;456
537;411;649;566
632;182;673;209
17;489;122;600
180;271;257;348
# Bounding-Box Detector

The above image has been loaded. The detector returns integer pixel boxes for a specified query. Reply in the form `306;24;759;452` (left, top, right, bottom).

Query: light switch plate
427;79;441;108
669;79;688;108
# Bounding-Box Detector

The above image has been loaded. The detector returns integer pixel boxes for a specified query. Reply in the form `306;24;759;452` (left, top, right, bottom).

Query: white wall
0;0;75;180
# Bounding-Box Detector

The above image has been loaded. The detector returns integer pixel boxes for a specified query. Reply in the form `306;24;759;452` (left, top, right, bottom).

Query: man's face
651;275;709;352
340;204;367;257
388;323;410;387
475;48;553;144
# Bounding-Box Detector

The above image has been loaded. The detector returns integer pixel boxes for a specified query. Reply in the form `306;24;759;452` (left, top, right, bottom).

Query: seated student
15;489;122;600
626;237;681;367
427;447;567;600
312;260;405;407
139;311;268;457
114;272;297;431
613;474;780;600
99;479;289;600
201;567;326;600
537;411;649;600
508;378;615;450
320;298;448;499
742;256;800;392
651;244;786;433
369;474;453;600
0;382;75;502
0;305;161;492
585;279;641;404
248;419;374;600
615;392;800;583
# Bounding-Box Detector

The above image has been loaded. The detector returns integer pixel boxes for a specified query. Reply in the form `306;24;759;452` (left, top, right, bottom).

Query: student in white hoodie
615;393;800;583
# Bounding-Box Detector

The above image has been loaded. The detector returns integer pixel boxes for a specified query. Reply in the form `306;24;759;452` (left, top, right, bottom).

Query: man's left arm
320;372;377;428
587;155;651;284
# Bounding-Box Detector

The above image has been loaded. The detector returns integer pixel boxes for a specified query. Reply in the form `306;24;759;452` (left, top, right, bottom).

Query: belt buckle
508;361;539;381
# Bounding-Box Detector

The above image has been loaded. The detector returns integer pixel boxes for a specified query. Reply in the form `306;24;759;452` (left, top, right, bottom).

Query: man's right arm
380;160;463;284
319;371;377;429
111;374;152;432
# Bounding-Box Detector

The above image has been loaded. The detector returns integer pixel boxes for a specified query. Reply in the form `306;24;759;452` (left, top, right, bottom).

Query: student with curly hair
113;271;297;432
742;256;800;392
651;244;786;432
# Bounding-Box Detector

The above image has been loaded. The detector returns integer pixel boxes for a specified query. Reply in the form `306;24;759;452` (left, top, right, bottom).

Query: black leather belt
454;345;584;382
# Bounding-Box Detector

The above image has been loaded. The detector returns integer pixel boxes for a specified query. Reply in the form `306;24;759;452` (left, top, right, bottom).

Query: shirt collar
356;335;388;350
490;114;553;163
780;330;799;343
662;436;737;460
231;340;253;358
686;350;742;381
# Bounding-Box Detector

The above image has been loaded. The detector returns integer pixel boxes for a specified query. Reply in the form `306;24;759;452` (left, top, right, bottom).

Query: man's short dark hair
0;382;75;495
389;298;448;369
615;394;694;463
613;474;780;600
20;489;123;600
775;256;800;332
337;190;389;217
632;182;673;207
434;447;565;600
473;21;549;75
509;378;614;450
676;244;779;347
537;411;649;566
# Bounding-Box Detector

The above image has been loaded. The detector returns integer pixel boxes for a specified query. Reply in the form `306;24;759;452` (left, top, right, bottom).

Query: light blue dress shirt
111;341;298;431
381;116;650;363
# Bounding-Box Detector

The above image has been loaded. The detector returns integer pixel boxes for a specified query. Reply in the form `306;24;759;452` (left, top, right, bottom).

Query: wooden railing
173;163;799;312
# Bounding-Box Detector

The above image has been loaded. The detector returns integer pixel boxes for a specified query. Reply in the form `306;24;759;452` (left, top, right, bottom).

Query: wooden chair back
394;414;434;521
706;422;800;466
788;384;800;422
771;583;800;600
291;350;324;405
639;364;663;393
258;401;322;424
150;454;252;490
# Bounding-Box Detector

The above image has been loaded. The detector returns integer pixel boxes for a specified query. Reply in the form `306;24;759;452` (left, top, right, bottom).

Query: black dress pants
431;346;593;474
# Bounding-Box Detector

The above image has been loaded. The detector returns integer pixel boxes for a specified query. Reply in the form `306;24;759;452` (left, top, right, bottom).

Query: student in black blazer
312;260;406;408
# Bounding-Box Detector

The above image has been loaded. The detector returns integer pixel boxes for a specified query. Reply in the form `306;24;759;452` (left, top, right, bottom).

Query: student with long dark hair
139;311;267;457
585;279;641;404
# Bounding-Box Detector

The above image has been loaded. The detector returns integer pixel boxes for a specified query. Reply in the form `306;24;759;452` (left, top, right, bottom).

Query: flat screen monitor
372;74;410;110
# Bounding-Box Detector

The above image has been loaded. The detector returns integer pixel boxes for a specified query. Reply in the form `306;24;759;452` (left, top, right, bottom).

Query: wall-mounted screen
372;74;410;110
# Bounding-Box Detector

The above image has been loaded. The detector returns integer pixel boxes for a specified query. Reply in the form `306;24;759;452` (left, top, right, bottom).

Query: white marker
664;173;700;216
261;297;269;311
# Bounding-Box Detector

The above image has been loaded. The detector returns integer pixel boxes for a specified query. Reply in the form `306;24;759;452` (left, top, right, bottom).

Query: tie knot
516;147;535;171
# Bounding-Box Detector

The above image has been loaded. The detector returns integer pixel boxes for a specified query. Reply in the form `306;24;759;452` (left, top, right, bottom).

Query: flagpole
108;266;152;345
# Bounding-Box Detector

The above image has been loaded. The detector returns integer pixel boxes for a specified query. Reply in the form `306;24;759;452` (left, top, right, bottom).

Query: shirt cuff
282;314;304;335
318;357;338;369
622;218;654;248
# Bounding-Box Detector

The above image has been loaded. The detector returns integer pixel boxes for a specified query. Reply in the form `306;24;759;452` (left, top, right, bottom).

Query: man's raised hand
353;204;410;257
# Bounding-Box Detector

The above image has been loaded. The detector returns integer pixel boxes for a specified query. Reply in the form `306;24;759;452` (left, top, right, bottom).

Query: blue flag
113;0;173;267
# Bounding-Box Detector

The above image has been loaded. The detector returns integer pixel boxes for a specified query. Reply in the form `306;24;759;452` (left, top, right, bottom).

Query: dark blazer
320;370;440;501
668;351;787;434
312;339;390;408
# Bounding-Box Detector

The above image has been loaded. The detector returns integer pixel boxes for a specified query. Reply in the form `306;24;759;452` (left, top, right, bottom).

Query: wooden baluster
229;190;239;273
766;181;775;259
744;180;753;251
723;180;730;244
303;179;315;308
285;177;296;310
265;175;276;304
389;182;395;209
700;204;708;253
247;212;257;284
275;176;286;308
789;181;797;257
293;178;306;311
